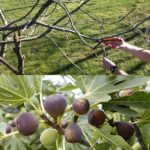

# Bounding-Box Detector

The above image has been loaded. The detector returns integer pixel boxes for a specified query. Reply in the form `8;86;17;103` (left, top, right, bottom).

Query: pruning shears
93;37;120;49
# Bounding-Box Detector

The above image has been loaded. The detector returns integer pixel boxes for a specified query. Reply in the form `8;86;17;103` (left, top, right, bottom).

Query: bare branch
0;57;19;74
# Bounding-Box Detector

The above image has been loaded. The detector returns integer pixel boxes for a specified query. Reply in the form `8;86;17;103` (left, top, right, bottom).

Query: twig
0;0;54;31
45;36;85;74
0;9;8;58
53;0;93;48
0;57;19;74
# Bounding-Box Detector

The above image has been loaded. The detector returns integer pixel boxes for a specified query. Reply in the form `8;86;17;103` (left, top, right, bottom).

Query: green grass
0;0;150;75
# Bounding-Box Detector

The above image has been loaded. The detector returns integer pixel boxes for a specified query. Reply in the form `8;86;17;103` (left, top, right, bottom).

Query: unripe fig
88;109;106;127
6;125;12;134
44;94;67;118
16;112;38;136
65;123;82;143
72;99;90;115
132;143;141;150
40;128;58;147
115;122;135;140
8;119;16;127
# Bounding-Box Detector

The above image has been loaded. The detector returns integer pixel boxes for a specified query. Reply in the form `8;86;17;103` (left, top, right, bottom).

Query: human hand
103;37;125;49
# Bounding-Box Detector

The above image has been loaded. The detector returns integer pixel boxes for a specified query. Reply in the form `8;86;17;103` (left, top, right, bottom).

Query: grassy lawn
0;0;150;75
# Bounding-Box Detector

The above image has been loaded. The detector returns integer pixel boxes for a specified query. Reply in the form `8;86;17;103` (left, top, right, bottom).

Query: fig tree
40;128;58;147
16;112;38;136
115;122;135;140
72;99;90;115
88;109;106;127
65;123;82;143
44;94;67;118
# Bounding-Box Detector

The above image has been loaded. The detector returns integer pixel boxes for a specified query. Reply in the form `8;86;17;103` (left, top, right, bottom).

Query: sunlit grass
0;0;150;75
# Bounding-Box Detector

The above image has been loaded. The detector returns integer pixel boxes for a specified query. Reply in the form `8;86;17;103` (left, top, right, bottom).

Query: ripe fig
40;128;58;147
65;123;82;143
6;125;12;134
16;112;38;136
44;94;67;118
88;109;106;127
72;99;90;115
115;122;135;140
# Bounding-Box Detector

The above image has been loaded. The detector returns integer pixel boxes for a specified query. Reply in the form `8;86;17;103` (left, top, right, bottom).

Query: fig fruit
16;112;38;136
40;128;58;147
44;94;67;118
72;99;90;115
115;122;134;140
65;123;82;143
88;109;106;127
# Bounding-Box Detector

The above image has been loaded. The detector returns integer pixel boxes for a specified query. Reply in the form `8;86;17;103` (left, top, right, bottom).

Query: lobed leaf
0;75;36;106
74;75;150;103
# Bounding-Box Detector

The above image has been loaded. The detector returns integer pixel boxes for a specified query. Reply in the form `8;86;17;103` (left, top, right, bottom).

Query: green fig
40;128;58;147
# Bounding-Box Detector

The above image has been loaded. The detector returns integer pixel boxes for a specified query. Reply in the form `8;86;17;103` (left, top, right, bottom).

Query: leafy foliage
74;75;150;103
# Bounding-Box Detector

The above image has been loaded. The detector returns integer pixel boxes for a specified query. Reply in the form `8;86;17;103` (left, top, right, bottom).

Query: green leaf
138;111;150;125
140;124;150;147
103;103;138;117
109;91;150;110
33;76;42;93
59;83;77;91
91;124;133;150
0;75;35;106
42;80;56;96
95;143;110;150
0;122;7;135
74;75;150;103
4;136;27;150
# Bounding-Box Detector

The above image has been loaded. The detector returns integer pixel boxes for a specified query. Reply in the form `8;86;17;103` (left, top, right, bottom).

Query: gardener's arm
104;37;150;63
103;57;128;75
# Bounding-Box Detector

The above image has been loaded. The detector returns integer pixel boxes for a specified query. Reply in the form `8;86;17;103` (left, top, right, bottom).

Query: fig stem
39;78;46;113
82;131;95;150
73;114;79;123
40;114;65;134
131;118;148;150
0;131;19;141
107;118;116;127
